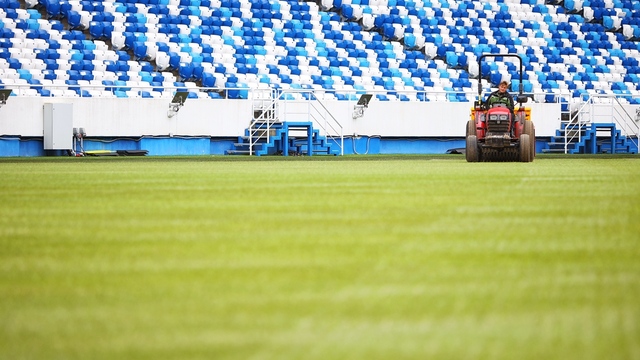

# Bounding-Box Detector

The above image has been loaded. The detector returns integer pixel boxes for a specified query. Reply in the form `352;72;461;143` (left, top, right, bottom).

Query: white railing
0;82;488;102
560;93;639;154
277;89;344;156
586;94;639;151
248;88;278;156
563;98;591;154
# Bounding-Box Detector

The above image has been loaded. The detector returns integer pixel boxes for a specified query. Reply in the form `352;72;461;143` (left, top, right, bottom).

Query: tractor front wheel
466;135;479;162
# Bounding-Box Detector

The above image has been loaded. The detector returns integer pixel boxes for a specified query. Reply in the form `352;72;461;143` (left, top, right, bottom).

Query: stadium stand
0;0;639;105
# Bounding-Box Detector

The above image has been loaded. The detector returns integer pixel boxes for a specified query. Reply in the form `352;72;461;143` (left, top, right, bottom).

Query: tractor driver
485;81;515;112
485;80;516;135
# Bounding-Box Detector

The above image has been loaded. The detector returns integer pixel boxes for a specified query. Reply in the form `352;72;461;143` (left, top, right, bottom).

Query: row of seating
1;0;639;103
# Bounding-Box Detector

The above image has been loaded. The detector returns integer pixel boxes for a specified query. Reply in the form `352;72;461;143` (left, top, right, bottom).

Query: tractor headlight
489;115;498;121
499;114;508;120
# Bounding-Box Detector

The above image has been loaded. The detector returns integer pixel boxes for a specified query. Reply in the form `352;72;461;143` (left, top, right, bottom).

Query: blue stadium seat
0;0;637;103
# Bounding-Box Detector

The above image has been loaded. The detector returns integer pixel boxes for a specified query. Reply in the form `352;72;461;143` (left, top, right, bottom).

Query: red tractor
466;54;535;162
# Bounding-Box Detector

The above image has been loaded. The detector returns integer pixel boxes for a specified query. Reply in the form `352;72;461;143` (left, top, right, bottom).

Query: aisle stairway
543;122;637;154
227;121;340;156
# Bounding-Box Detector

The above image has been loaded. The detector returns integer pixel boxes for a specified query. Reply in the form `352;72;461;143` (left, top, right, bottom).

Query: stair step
561;122;589;128
313;149;339;155
251;120;283;125
541;148;567;153
291;140;326;146
600;147;634;153
546;144;573;149
230;121;340;156
233;143;267;150
555;133;586;139
226;150;253;155
237;138;269;143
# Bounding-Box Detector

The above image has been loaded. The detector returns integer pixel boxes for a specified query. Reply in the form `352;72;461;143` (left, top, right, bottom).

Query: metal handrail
1;82;524;102
307;91;344;156
560;93;639;154
248;88;278;156
277;89;344;156
4;82;640;107
601;95;639;150
563;97;591;154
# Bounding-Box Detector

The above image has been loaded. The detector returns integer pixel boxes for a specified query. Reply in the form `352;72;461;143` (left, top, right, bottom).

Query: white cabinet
43;103;73;150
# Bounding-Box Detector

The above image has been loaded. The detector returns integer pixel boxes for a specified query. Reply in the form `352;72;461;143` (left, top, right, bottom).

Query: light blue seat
0;0;636;102
17;69;32;80
114;80;129;91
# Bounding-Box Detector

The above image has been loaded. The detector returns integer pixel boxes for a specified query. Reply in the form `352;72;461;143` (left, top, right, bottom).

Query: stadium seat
0;0;638;102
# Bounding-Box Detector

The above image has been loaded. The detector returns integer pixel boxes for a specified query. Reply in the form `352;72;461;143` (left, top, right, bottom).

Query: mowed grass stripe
1;156;639;360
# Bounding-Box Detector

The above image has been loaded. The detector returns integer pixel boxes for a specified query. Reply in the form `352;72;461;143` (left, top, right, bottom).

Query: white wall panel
0;96;610;139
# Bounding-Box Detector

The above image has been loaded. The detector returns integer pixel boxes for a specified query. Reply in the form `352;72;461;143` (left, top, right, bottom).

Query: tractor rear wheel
519;134;531;162
523;120;535;160
466;135;479;162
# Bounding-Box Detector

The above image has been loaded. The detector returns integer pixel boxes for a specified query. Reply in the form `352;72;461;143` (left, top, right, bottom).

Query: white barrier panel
0;96;576;138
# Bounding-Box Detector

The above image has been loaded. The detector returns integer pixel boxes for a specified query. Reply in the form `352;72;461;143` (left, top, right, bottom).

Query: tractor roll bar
477;54;524;98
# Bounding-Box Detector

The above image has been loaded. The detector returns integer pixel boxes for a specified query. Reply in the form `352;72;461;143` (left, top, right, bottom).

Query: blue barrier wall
3;134;634;157
0;137;20;157
0;136;479;156
4;136;623;157
1;137;46;157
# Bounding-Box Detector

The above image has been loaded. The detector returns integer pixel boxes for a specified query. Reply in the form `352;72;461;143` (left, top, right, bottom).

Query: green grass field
1;155;639;360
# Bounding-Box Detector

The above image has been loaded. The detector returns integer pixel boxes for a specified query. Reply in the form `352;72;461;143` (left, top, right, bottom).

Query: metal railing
277;89;344;156
584;94;639;151
560;93;639;154
248;88;279;156
563;98;591;154
3;81;640;107
1;82;488;101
